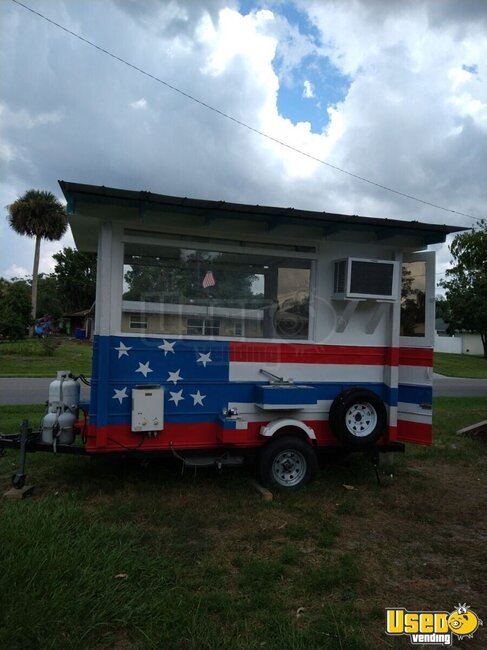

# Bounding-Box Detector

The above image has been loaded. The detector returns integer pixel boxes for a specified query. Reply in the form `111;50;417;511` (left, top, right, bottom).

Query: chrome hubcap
344;402;377;437
272;450;307;486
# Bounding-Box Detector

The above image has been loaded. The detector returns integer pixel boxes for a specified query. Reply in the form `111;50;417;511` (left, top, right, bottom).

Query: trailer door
397;251;435;445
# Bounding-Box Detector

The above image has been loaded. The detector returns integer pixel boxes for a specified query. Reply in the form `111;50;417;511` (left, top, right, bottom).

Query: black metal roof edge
58;180;466;235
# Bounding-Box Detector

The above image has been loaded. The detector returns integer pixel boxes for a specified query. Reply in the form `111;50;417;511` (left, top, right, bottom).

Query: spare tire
329;388;387;449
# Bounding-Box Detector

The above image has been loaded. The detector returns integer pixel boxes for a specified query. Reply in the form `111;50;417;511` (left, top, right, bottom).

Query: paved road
432;373;487;398
0;378;91;405
0;375;485;405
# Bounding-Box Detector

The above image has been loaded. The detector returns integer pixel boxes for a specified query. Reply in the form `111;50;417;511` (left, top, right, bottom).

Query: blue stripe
398;384;432;405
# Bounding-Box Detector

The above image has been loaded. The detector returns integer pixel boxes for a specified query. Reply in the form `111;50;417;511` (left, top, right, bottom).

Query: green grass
0;339;92;377
0;404;46;435
434;351;487;378
0;398;486;649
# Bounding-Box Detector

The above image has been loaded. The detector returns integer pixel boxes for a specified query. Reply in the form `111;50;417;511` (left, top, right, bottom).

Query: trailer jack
370;442;405;486
11;419;30;489
0;418;88;492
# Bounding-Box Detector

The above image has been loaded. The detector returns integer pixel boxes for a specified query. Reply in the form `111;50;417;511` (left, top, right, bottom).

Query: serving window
121;241;312;339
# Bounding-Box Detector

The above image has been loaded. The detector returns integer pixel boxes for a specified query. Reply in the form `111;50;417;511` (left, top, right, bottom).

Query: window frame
129;314;148;330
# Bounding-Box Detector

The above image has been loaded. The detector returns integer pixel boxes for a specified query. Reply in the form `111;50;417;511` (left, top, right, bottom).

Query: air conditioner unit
333;258;399;301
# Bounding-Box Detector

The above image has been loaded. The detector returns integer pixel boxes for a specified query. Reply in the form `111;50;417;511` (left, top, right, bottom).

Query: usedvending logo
386;603;482;645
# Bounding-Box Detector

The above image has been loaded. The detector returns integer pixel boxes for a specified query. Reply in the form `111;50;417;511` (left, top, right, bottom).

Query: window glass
122;243;311;339
400;261;426;337
129;314;148;329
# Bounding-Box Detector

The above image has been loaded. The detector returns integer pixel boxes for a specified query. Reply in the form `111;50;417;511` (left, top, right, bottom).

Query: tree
123;251;257;307
435;296;451;327
36;274;64;319
0;279;32;340
52;247;96;313
7;190;67;331
440;220;487;357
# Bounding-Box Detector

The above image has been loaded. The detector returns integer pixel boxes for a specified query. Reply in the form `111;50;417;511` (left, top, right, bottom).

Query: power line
11;0;482;223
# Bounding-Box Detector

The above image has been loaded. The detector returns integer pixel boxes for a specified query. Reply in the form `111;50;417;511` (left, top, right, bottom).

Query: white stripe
228;399;332;422
398;401;432;415
229;362;384;383
230;399;397;425
398;412;431;425
398;365;432;385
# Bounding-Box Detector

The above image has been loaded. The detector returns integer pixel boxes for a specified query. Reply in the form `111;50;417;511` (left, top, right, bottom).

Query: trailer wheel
259;436;318;490
329;388;386;449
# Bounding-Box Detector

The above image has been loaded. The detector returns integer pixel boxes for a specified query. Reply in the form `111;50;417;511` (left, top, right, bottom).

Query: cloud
0;0;485;290
0;103;64;129
130;97;148;109
302;79;314;98
2;264;30;280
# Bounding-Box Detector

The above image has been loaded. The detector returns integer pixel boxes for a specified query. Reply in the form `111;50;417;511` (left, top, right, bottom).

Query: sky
1;0;486;289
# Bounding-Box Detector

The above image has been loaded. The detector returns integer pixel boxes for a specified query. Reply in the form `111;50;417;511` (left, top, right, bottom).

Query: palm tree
7;189;67;332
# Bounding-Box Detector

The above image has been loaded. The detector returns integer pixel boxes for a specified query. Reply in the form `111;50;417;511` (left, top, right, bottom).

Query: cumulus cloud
0;0;485;287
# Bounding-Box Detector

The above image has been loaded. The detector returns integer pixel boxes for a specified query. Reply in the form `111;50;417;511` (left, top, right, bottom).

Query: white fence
434;335;462;354
434;333;483;355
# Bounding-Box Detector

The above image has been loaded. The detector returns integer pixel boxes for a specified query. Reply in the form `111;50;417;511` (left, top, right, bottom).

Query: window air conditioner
333;258;399;300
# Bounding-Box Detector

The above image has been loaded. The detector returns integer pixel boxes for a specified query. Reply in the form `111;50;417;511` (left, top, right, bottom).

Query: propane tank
48;370;80;409
42;370;80;446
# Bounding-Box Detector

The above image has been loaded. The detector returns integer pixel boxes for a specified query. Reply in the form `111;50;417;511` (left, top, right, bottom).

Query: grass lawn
0;339;92;377
0;397;486;649
434;351;487;378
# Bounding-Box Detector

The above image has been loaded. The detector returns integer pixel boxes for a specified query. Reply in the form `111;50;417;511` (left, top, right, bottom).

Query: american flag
88;336;433;451
202;270;216;288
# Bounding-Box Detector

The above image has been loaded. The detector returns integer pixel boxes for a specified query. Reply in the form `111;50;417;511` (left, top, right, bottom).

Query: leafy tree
7;190;67;330
440;220;487;357
52;247;96;313
0;279;32;340
435;296;451;325
36;274;64;319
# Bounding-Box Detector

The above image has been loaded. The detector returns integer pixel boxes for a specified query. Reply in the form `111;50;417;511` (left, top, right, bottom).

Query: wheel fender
259;418;316;441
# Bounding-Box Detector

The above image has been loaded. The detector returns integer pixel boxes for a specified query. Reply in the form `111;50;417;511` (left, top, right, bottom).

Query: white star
167;369;183;385
158;339;175;356
169;389;184;406
112;387;129;404
197;352;212;368
136;361;153;378
190;390;206;406
115;342;132;358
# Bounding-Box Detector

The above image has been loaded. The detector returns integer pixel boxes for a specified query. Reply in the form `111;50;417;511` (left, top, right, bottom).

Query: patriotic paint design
86;335;433;452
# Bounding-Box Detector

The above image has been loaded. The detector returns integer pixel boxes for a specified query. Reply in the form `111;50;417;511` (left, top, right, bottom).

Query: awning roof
59;180;466;252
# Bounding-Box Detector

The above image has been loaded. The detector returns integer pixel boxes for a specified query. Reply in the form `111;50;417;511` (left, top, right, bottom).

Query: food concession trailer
0;182;464;490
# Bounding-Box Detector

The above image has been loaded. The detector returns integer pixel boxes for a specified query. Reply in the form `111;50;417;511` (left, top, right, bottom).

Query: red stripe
397;420;432;445
230;342;393;366
399;347;433;367
229;343;433;367
86;420;338;451
86;418;402;452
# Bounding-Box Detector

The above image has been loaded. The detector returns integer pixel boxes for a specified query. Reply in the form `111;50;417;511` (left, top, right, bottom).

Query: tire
258;435;318;490
329;388;387;450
